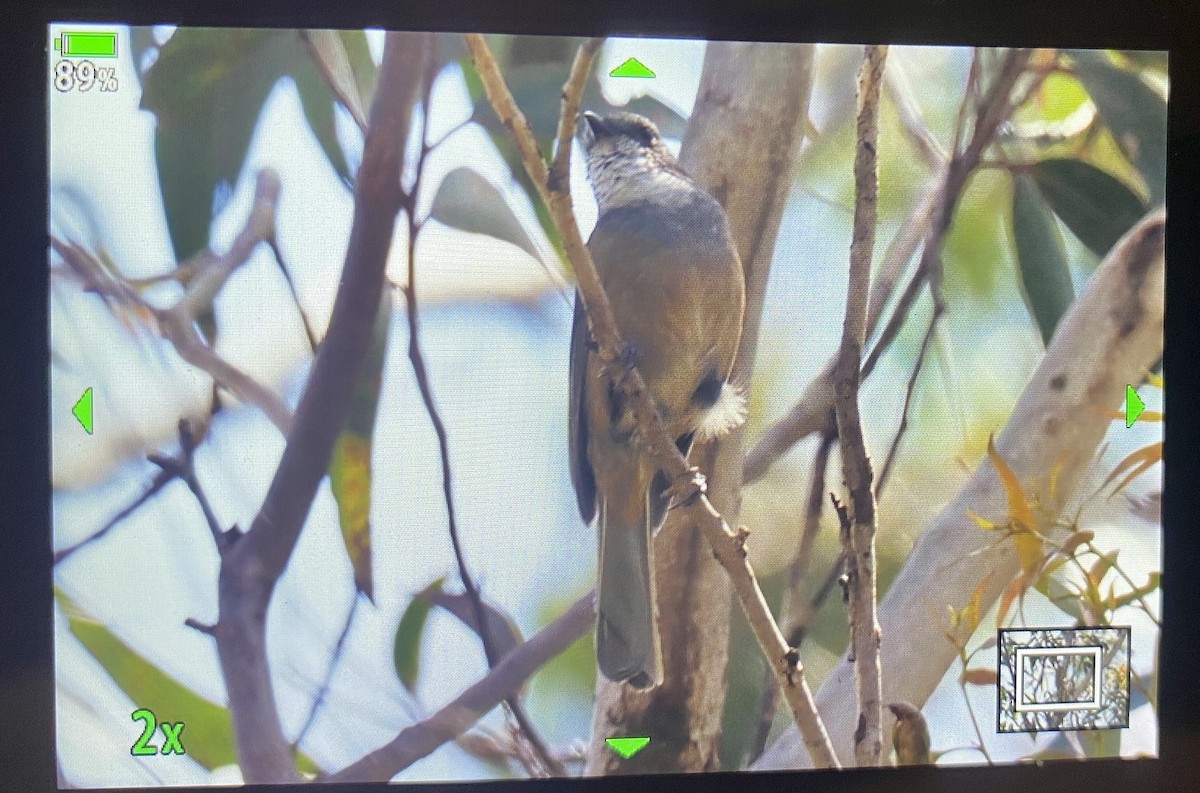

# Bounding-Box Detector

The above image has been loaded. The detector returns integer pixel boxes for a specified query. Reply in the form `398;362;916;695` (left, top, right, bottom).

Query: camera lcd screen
48;24;1166;787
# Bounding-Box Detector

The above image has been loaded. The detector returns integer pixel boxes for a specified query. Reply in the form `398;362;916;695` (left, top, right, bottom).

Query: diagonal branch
464;33;839;769
328;591;596;782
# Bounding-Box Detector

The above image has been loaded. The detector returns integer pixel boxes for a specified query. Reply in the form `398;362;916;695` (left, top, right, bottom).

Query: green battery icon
54;31;118;58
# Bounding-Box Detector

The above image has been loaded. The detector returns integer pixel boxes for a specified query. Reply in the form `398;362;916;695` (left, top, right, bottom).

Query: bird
569;111;746;689
888;701;932;765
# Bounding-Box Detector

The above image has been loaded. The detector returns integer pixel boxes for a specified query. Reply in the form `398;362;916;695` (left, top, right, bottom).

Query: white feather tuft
692;382;748;442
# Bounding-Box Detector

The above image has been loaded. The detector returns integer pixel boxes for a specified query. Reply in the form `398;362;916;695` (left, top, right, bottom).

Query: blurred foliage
55;587;320;774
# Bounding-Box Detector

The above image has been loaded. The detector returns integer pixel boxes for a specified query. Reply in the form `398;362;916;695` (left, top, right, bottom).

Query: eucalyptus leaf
428;167;545;266
393;578;444;691
1012;174;1075;346
1069;49;1167;205
1030;158;1148;258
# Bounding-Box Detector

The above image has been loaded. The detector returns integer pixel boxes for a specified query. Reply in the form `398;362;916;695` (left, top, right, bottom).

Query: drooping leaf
1088;549;1120;590
328;289;393;601
1012;174;1075;346
1030;158;1148;258
393;578;445;691
142;28;358;266
54;588;320;774
428;167;546;267
1070;49;1167;205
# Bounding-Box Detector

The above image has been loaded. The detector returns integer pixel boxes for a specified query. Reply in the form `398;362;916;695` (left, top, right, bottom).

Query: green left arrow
1126;384;1145;429
73;387;93;435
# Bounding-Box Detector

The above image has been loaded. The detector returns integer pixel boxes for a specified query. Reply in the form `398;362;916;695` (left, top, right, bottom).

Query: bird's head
577;111;689;210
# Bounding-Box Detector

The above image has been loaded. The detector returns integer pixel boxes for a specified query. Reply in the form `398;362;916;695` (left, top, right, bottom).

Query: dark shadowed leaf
393;578;445;691
294;50;352;185
1069;49;1167;205
1012;174;1075;346
429;167;545;266
1030;159;1147;258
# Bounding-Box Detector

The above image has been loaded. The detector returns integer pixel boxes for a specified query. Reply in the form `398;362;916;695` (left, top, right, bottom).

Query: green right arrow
1126;384;1145;428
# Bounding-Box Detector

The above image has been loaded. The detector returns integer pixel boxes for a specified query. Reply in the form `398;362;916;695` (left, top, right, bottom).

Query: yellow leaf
1146;372;1164;389
1100;441;1162;496
1013;530;1045;577
1136;410;1163;423
988;435;1035;531
965;571;996;634
967;510;1001;531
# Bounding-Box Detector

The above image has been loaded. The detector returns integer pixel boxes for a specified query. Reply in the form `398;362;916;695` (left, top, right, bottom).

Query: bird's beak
579;111;607;150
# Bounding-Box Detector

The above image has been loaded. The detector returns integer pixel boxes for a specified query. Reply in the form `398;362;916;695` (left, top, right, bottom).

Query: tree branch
50;170;295;435
211;32;432;783
328;591;596;782
755;208;1165;769
465;33;839;770
834;44;887;768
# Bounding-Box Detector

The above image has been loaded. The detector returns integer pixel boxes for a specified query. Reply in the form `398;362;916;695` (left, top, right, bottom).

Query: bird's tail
596;491;662;689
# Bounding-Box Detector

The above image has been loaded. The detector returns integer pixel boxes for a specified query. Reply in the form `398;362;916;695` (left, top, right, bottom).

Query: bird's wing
568;291;596;524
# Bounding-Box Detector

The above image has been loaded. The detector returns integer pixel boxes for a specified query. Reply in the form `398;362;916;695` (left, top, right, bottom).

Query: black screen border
4;1;1197;792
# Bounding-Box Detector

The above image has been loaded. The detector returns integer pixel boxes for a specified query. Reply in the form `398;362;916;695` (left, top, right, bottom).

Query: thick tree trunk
585;41;815;775
754;211;1165;769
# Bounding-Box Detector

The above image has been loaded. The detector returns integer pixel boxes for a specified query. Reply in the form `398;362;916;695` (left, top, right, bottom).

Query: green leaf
1069;49;1167;205
54;588;320;774
142;29;291;261
294;49;352;186
1030;159;1148;258
1012;173;1075;346
328;289;393;601
338;30;378;111
393;578;445;691
428;167;546;266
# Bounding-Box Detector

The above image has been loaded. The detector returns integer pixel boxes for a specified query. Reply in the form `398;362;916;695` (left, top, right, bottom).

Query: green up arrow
1126;384;1145;429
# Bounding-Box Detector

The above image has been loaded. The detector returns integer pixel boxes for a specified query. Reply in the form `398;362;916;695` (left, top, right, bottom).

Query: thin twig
465;32;840;769
876;309;940;498
401;49;562;778
148;419;230;549
328;591;596;782
291;593;362;755
835;44;887;768
53;466;175;565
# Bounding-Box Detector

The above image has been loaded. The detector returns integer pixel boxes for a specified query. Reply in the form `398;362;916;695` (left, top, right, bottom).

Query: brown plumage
569;112;745;688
